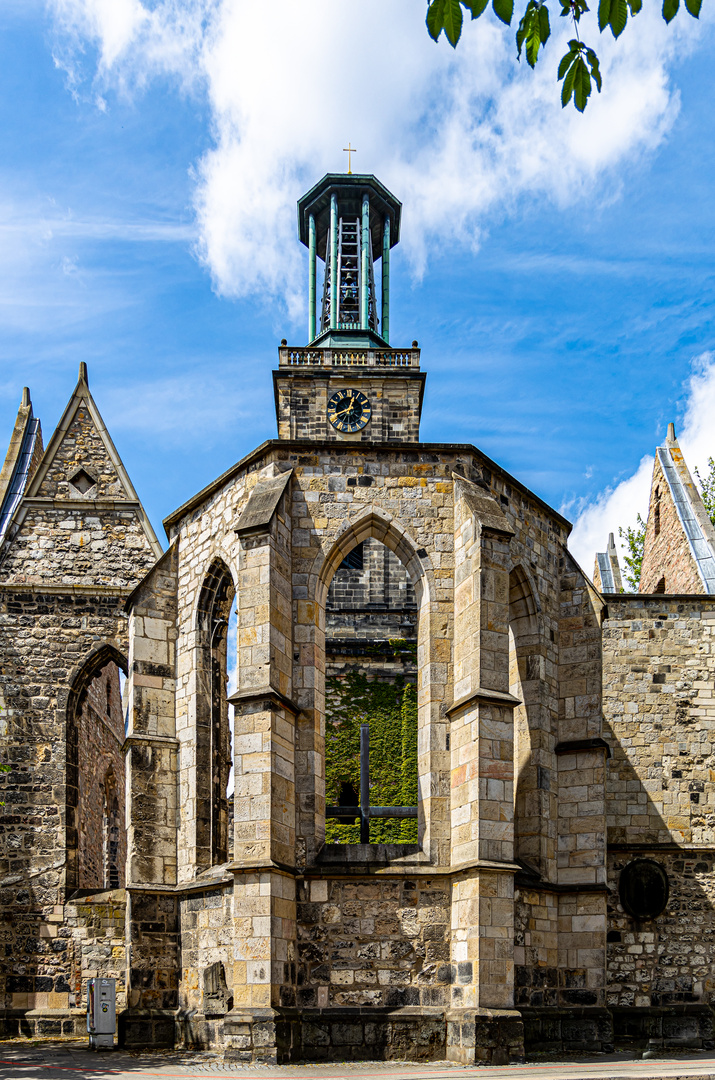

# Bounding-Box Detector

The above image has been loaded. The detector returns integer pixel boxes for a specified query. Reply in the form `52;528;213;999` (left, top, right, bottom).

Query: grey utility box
87;977;116;1050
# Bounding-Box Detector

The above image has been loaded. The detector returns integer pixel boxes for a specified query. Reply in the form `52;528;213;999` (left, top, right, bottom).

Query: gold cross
343;143;356;174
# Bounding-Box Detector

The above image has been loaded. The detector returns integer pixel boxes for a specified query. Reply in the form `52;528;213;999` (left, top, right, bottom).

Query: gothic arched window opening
509;566;548;876
66;649;127;894
324;538;418;844
197;560;236;867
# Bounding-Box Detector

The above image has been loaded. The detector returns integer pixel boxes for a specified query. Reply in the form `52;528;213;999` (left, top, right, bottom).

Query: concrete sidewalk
2;1044;715;1080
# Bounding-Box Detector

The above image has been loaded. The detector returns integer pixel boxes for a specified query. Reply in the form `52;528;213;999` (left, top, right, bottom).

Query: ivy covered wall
325;671;418;844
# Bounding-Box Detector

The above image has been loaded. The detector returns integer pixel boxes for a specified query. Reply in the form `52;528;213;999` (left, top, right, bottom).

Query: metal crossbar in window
325;723;417;843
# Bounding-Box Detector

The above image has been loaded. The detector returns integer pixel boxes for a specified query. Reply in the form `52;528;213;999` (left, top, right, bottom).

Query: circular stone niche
618;858;669;920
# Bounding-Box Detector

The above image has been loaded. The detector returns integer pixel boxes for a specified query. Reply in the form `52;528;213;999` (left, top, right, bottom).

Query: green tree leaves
598;0;628;36
426;0;510;46
558;40;602;110
426;0;706;110
619;513;646;591
493;0;516;26
426;0;464;45
694;457;715;525
517;0;551;67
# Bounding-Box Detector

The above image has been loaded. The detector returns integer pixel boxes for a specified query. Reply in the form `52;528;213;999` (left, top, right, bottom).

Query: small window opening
103;770;120;889
653;488;661;536
655;576;666;594
70;467;96;495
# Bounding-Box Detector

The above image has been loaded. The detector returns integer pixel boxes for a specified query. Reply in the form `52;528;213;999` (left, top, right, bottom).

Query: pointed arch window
196;560;236;867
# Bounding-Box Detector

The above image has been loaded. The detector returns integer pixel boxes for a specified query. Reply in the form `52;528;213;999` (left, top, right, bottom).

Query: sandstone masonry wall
640;453;703;595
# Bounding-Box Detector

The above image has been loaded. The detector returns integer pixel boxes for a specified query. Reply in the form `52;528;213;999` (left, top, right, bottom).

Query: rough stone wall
178;886;234;1010
296;876;451;1009
326;645;416;684
602;594;715;1037
0;507;156;589
607;851;715;1010
0;588;129;1021
126;892;179;1013
0;888;126;1034
603;596;715;846
124;545;179;890
514;887;559;1006
65;890;127;1013
640;453;703;595
0;591;128;888
38;404;127;500
77;661;126;890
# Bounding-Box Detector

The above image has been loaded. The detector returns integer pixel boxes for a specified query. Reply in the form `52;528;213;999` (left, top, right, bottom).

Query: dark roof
297;173;401;261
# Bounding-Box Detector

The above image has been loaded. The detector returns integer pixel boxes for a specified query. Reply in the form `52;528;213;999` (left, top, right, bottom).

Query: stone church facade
1;172;714;1063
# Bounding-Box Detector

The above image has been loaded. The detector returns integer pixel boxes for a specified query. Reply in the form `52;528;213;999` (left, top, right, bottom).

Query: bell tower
273;172;425;443
298;172;400;347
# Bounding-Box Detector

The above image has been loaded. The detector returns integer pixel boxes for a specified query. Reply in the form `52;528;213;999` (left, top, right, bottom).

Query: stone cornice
446;686;522;716
21;497;142;511
228;685;301;715
0;581;130;598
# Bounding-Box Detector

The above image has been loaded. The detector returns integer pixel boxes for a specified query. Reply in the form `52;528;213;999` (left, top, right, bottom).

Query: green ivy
325;673;418;844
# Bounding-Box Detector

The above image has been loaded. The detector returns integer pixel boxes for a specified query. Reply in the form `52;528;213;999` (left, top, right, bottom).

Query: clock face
327;388;372;433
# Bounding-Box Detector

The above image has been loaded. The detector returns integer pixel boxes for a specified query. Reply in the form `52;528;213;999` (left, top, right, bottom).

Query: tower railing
278;346;420;369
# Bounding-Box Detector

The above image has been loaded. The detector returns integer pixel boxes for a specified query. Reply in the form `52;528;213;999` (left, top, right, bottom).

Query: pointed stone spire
593;532;623;593
0;387;43;544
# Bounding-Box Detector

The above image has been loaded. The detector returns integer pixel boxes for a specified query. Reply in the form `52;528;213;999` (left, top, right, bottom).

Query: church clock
327;388;371;433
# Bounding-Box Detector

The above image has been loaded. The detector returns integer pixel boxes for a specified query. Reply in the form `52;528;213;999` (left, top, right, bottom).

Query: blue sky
1;0;715;570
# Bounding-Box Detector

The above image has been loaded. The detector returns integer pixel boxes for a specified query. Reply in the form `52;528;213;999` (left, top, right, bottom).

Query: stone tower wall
602;594;715;1043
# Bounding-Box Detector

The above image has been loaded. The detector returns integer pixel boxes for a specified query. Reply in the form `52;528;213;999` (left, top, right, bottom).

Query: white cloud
568;352;715;576
47;0;713;315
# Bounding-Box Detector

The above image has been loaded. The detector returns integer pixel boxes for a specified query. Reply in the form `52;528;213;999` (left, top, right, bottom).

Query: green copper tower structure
297;173;401;347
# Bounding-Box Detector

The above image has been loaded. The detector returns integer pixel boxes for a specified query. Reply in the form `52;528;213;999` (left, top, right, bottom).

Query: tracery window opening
324;538;418;844
197;561;235;868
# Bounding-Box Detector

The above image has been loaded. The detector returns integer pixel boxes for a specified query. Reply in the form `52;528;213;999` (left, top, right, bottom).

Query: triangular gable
0;366;162;586
640;424;715;595
27;366;146;514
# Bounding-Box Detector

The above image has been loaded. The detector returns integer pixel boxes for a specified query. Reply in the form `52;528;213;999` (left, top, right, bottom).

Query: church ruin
1;171;715;1063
